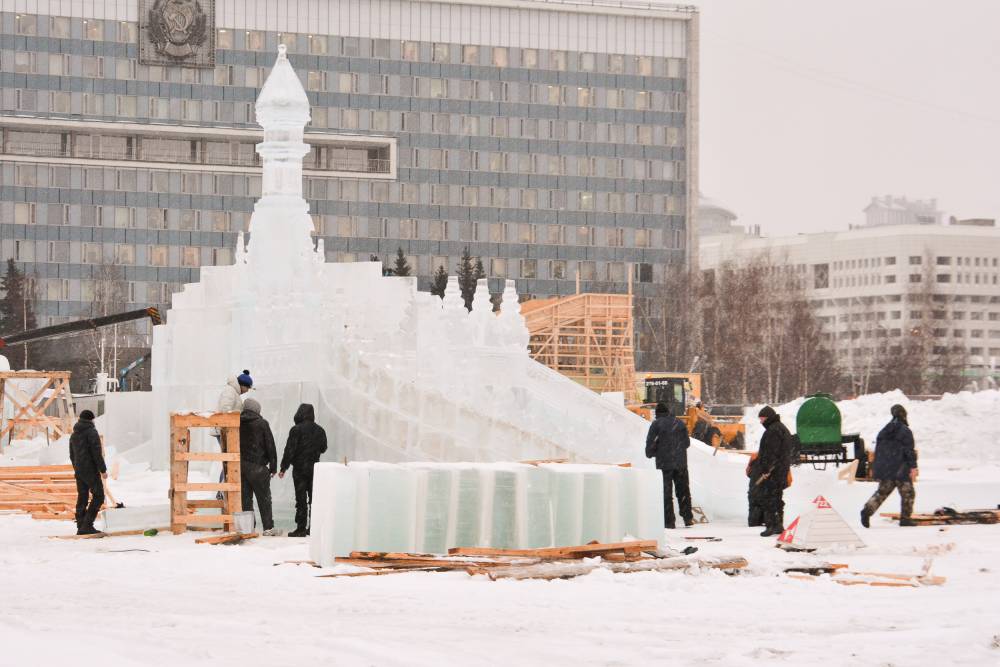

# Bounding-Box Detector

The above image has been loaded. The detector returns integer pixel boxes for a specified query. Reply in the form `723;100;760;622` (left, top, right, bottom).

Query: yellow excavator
627;372;746;450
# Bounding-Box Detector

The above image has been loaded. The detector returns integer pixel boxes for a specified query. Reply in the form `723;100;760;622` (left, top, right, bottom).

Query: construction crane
0;307;162;351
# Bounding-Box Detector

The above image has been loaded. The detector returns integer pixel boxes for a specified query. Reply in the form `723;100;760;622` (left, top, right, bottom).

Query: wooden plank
0;371;71;379
0;464;75;474
174;514;233;524
175;452;241;462
446;540;659;559
169;424;188;535
222;426;242;534
185;499;226;509
174;483;241;492
171;412;241;429
318;567;452;578
194;532;258;545
49;527;168;539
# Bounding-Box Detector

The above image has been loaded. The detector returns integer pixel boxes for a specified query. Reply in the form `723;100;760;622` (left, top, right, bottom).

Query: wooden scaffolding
521;293;636;394
169;412;242;534
0;371;76;447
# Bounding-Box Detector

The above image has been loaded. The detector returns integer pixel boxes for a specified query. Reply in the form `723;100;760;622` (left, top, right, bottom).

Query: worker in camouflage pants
861;404;919;527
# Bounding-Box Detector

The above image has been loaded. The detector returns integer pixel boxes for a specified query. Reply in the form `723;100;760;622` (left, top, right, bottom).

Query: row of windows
832;273;1000;288
830;328;1000;340
9;15;686;79
834;255;999;270
6;173;685;217
833;346;1000;358
3;89;684;157
829;310;1000;322
9;203;682;250
11;239;227;267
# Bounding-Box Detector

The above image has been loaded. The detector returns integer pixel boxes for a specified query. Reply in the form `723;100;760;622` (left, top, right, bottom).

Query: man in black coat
645;402;693;529
68;410;107;535
239;398;278;535
278;403;328;537
753;406;792;537
861;404;918;527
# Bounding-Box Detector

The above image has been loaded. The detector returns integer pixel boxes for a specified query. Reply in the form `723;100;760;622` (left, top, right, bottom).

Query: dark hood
240;411;261;424
294;403;315;424
73;420;95;434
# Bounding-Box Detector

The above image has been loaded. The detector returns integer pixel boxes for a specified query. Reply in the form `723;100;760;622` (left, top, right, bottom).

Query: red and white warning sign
776;498;865;551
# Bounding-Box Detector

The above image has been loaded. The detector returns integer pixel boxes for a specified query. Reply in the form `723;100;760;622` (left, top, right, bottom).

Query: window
462;187;478;206
491;258;507;277
579;261;596;281
149;245;168;267
83;243;102;264
492;47;508;67
636;56;653;75
608;54;625;73
462;45;479;64
636;91;652;110
521;259;537;279
429;79;448;98
522;49;538;68
886;256;897;265
433;43;450;62
517;224;535;244
246;31;265;50
909;256;922;265
115;244;135;265
180;210;199;230
429;220;447;240
579;192;594;211
607;228;624;247
307;71;326;91
461;116;479;135
580;53;595;71
181;247;200;267
909;274;922;283
635;263;653;283
14;203;36;224
551;51;567;70
217;28;233;49
48;241;70;263
338;73;358;93
490;223;507;243
937;274;952;283
402;41;419;60
578;226;593;246
936;256;951;265
117;21;138;42
399;219;417;240
635;229;652;248
308;35;327;54
15;13;37;35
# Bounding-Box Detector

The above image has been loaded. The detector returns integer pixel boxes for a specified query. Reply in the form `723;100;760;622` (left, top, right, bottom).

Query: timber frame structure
169;412;241;534
522;293;636;394
0;371;76;447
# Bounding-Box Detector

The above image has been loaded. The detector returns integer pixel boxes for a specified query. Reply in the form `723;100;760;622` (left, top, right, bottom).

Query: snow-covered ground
2;390;999;665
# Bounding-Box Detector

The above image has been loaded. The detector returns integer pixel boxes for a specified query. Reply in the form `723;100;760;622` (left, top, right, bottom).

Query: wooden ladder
169;412;241;534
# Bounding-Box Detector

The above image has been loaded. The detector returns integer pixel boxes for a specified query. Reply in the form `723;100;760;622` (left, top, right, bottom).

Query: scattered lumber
194;532;258;545
316;541;746;581
49;527;168;539
0;465;78;520
879;508;1000;525
785;562;945;587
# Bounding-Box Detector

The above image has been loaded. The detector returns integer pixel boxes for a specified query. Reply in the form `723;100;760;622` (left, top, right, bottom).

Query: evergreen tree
393;247;412;277
0;259;39;369
456;247;477;310
430;265;449;298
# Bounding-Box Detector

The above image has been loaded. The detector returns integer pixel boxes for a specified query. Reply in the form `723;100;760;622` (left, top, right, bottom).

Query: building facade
0;0;699;370
700;222;1000;383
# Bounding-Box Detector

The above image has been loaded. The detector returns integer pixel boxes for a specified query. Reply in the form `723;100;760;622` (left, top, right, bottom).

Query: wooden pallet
0;371;76;444
169;412;242;535
0;464;78;518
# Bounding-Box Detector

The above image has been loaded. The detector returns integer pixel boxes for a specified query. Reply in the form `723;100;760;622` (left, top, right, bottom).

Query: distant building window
462;45;479;64
522;49;538;68
181;247;200;267
909;256;922;265
217;29;233;49
635;263;653;283
492;47;508;67
402;41;419;61
308;35;327;54
84;19;103;40
432;43;449;62
886;256;897;265
551;260;567;280
936;274;952;283
521;259;537;279
579;261;596;281
491;258;507;278
246;31;265;50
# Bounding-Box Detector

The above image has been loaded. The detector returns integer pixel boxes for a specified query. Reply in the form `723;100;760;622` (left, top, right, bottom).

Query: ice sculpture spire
244;44;317;288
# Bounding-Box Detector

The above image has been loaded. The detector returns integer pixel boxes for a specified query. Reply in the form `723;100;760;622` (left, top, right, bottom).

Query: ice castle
147;45;651;482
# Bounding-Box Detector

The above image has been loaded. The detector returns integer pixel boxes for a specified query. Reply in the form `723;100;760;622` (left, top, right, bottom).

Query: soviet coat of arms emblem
140;0;215;67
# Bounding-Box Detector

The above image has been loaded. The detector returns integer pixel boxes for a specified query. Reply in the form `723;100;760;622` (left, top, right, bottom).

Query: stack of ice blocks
309;462;664;567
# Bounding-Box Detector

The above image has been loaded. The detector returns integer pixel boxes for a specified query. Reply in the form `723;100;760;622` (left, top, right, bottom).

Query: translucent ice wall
310;462;664;565
147;47;651;525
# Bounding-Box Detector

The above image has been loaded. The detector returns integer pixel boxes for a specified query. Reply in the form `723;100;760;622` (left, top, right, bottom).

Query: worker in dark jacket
68;410;107;535
754;406;792;537
861;404;918;527
278;403;328;537
239;398;279;535
645;402;693;529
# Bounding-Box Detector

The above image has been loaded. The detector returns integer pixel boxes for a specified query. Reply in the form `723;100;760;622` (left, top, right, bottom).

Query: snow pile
743;390;1000;463
310;462;663;565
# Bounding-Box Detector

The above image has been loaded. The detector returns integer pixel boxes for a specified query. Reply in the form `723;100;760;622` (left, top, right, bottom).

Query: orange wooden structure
521;293;635;394
0;370;76;447
169;412;241;534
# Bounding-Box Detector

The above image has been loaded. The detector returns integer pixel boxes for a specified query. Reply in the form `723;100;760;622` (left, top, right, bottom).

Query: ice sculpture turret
245;44;317;294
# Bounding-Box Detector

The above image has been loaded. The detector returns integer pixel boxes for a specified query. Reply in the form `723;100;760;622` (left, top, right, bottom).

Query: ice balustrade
309;462;664;565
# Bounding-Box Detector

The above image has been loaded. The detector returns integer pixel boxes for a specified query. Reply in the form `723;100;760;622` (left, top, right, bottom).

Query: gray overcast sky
692;0;1000;235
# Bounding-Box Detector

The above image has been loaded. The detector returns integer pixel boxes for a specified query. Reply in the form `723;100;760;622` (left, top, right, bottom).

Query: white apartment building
699;221;1000;381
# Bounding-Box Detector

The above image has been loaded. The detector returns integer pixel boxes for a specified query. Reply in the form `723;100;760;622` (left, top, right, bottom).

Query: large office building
0;0;699;369
699;202;1000;383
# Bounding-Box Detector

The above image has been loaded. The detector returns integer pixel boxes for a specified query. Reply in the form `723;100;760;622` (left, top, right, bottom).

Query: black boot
288;527;308;538
860;509;871;528
899;518;917;527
